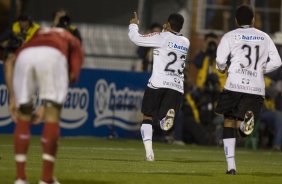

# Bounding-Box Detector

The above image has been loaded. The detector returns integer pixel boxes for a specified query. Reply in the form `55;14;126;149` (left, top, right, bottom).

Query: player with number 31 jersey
215;5;281;175
216;19;281;96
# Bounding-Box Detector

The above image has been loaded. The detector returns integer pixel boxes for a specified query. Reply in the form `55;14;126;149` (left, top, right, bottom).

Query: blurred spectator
0;13;40;83
205;0;217;28
259;73;282;151
193;32;226;128
52;9;82;42
195;32;226;91
0;14;40;60
222;10;231;32
136;23;162;72
173;80;210;145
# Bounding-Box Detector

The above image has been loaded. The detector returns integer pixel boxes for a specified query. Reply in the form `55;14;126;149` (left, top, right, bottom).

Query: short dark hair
17;14;32;22
167;13;184;32
57;15;71;29
149;23;162;31
236;5;254;26
17;14;33;26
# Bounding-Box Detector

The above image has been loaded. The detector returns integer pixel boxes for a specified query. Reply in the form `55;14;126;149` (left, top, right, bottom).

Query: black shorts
215;89;264;121
141;87;182;120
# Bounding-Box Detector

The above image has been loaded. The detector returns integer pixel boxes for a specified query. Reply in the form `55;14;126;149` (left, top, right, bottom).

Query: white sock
223;138;236;171
140;124;154;157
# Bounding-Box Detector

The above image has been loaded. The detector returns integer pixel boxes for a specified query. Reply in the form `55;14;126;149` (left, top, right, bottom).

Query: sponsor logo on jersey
229;82;263;92
235;34;264;42
93;79;143;131
168;42;188;53
0;85;12;127
163;80;183;91
60;88;89;129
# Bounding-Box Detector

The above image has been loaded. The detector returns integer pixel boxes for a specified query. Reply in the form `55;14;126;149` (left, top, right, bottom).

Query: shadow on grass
60;157;143;162
137;172;213;176
60;157;223;164
156;159;224;164
60;179;117;184
93;171;213;177
239;172;282;177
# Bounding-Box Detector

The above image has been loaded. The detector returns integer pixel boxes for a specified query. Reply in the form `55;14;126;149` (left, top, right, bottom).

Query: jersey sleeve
128;24;164;47
264;36;282;74
68;32;84;82
216;34;230;71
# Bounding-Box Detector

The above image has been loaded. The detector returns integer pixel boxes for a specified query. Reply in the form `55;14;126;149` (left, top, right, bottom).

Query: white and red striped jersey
216;26;282;95
128;24;190;93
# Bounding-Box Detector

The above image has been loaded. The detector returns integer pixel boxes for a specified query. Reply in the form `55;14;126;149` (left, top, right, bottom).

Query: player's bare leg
39;101;61;184
223;118;237;175
140;115;154;161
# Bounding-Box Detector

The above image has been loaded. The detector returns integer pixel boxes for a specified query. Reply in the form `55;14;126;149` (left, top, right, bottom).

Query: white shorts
14;46;69;106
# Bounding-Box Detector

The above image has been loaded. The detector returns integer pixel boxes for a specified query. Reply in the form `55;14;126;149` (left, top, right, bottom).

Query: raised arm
128;12;164;48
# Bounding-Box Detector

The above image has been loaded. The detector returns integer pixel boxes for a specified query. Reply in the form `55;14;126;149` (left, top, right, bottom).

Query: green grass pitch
0;134;282;184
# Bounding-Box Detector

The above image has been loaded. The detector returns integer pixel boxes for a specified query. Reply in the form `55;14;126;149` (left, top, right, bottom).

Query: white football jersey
129;24;190;93
216;27;282;95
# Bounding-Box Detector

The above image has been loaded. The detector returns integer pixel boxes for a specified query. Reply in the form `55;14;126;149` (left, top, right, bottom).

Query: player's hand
69;73;76;84
32;105;45;125
0;40;9;48
216;63;228;74
129;12;139;25
9;95;18;123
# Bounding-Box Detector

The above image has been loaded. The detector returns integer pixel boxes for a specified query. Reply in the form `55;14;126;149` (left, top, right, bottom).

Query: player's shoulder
222;29;236;38
222;28;270;41
38;27;64;33
159;31;171;37
177;33;189;41
163;32;190;44
232;27;268;36
142;32;162;38
179;35;190;46
252;28;271;40
37;27;75;40
252;28;265;34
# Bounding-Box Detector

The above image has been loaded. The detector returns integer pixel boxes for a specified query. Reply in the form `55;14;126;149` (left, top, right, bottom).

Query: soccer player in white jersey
128;12;190;161
215;5;281;174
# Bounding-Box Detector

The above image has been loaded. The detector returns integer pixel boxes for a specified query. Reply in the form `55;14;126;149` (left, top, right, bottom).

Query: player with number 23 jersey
129;22;189;93
128;12;189;161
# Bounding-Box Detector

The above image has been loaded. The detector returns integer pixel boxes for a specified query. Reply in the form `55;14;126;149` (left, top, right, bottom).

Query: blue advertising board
0;64;150;138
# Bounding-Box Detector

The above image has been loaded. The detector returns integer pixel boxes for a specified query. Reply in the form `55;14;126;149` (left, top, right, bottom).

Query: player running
5;27;84;184
128;12;190;161
215;4;281;174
